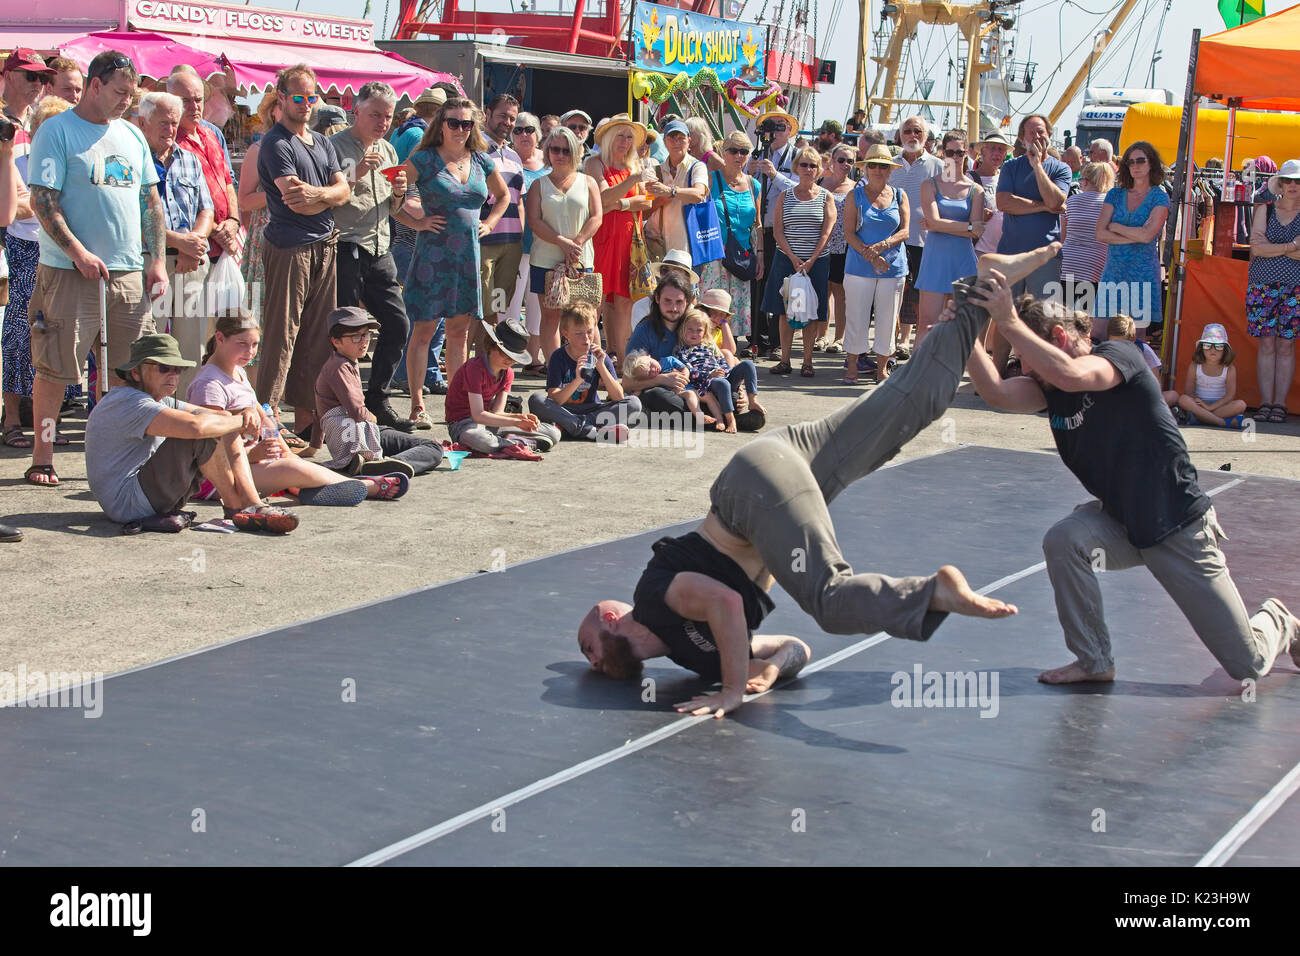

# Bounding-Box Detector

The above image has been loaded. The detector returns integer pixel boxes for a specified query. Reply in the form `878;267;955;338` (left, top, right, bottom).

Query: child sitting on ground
528;302;639;442
675;309;755;433
1107;313;1162;379
1171;323;1247;428
316;308;445;477
624;349;711;427
446;317;562;456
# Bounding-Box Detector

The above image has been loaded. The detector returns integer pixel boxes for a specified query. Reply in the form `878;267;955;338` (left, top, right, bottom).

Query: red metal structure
393;0;720;57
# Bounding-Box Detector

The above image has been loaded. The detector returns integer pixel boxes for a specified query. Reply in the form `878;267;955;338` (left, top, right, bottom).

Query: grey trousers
708;275;989;641
527;392;642;440
448;416;562;453
1043;500;1296;678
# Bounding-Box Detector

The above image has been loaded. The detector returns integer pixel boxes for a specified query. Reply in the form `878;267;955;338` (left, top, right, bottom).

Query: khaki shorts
27;266;155;387
480;241;523;320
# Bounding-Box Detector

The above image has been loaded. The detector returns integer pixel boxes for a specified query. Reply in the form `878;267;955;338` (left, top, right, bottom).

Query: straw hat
976;130;1012;148
594;113;646;151
414;87;447;108
855;143;902;168
1268;158;1300;194
698;289;735;316
755;109;798;132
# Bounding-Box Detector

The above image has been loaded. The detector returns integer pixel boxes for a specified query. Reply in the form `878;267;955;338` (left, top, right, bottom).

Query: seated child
188;312;406;503
528;302;640;442
446;317;562;455
1107;313;1162;378
316;308;445;477
1171;322;1247;428
675;310;767;433
624;349;710;427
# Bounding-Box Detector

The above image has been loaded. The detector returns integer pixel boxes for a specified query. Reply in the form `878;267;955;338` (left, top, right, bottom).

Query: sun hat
856;143;902;168
482;317;533;365
114;334;195;379
977;130;1012;148
414;87;447;108
594;113;646;151
1268;158;1300;194
1197;323;1230;347
650;248;699;285
698;289;735;316
755;109;798;131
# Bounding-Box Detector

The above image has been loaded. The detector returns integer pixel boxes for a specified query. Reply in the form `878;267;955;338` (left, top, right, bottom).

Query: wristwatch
967;222;974;234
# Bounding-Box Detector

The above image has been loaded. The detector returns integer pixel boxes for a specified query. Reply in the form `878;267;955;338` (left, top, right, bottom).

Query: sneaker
427;381;448;396
894;346;911;360
769;347;782;361
0;522;23;543
228;504;299;534
497;441;543;461
367;399;417;432
504;395;523;414
857;354;879;373
595;423;629;444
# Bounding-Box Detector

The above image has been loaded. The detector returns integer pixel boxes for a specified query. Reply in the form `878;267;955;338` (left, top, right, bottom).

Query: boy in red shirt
446;318;561;455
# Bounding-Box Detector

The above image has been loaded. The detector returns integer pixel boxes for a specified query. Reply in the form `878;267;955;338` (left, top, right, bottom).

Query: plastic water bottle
580;347;596;383
261;403;281;459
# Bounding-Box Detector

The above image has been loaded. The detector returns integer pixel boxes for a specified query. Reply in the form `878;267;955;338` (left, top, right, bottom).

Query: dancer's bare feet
1038;661;1116;684
928;565;1018;618
977;242;1061;285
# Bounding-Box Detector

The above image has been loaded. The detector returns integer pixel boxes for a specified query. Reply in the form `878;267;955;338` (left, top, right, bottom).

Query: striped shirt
780;186;829;259
481;140;524;245
1061;191;1108;284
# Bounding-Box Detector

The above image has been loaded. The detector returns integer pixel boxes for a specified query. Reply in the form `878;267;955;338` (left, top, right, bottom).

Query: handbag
544;262;604;310
628;218;654;301
714;170;756;281
683;161;725;269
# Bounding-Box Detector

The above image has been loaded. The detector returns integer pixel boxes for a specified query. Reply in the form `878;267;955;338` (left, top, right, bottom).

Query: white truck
1075;87;1175;155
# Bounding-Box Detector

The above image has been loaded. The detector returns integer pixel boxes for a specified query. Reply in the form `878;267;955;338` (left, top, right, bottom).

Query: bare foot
929;565;1018;618
1037;661;1116;684
748;398;768;416
745;659;780;694
977;242;1062;285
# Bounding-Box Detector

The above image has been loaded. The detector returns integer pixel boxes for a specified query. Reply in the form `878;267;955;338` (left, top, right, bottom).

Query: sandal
839;376;861;385
369;473;410;500
279;428;309;449
825;340;844;354
53;431;71;446
24;464;59;486
3;425;32;448
1267;404;1287;424
800;365;815;377
409;407;435;430
769;362;792;375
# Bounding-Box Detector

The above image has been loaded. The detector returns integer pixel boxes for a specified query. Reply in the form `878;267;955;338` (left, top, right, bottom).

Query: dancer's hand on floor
675;690;743;719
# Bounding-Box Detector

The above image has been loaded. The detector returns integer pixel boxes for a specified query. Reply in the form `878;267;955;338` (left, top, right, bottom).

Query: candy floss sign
130;0;377;46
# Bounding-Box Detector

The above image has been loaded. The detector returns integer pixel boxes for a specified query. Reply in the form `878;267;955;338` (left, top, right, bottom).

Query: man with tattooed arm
24;51;169;487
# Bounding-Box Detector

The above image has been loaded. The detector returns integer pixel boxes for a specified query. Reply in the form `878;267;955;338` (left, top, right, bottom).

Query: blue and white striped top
780;185;829;259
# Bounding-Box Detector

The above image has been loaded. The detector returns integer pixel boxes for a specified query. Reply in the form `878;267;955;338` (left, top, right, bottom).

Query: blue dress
916;177;978;293
1096;186;1169;323
405;149;495;321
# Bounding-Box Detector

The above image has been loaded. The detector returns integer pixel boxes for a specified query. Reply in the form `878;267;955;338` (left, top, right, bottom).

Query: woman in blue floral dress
1094;140;1170;338
399;97;510;428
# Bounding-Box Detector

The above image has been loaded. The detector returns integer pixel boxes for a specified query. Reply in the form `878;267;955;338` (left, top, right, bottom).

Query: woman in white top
526;125;604;361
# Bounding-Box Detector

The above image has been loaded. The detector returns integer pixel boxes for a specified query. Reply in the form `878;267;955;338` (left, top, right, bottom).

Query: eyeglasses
548;145;571;155
146;362;183;374
88;55;132;82
797;162;820;169
725;147;751;156
342;331;374;343
512;126;536;135
444;117;474;132
288;93;320;105
1126;155;1149;165
1204;343;1227;351
943;149;965;157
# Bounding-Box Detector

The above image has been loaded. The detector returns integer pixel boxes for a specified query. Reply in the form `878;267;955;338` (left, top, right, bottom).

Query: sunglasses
288;93;320;105
88;55;132;82
835;157;853;165
797;162;820;169
146;362;183;374
1203;343;1227;350
943;149;966;157
512;125;536;135
725;147;751;156
444;117;474;132
548;145;571;155
566;124;590;132
866;162;892;169
19;70;46;83
1126;155;1149;165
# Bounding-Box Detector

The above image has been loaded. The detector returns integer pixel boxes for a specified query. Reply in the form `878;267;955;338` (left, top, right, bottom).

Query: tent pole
1167;28;1201;384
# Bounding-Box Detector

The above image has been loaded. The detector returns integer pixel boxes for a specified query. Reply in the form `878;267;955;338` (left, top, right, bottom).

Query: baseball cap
3;48;54;76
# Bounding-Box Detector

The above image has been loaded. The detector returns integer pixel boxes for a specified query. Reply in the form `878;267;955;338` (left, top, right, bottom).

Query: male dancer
953;271;1299;684
577;247;1068;718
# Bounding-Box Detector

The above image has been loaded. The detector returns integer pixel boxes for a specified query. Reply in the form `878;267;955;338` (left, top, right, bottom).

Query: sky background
258;0;1296;133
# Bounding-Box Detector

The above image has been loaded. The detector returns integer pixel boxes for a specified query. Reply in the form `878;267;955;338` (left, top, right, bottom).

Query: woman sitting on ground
186;314;405;504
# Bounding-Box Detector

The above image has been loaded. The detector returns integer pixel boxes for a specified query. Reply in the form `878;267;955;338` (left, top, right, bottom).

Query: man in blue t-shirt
254;64;351;448
26;50;169;489
995;114;1070;290
959;265;1299;687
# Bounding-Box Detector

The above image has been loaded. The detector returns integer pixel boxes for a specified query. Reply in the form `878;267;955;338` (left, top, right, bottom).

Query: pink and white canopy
60;30;456;99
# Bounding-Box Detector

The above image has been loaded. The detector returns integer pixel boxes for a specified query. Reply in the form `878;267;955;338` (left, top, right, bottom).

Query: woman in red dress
586;114;654;370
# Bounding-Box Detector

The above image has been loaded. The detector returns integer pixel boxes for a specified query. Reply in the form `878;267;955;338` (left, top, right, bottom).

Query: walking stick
99;276;108;397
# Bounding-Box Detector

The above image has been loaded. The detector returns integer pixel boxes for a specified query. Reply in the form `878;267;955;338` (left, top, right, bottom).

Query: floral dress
1096;186;1170;323
405;149;495;321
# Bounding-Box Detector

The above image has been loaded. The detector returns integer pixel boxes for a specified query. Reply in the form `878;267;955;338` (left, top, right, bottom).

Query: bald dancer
577;244;1068;718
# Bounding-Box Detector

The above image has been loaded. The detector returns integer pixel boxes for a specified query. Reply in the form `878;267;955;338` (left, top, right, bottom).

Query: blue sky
263;0;1295;131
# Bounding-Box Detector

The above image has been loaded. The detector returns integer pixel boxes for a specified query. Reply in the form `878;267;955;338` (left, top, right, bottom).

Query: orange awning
1194;5;1300;110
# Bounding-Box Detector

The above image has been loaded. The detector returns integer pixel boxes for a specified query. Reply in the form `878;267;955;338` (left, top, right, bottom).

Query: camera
0;115;15;144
